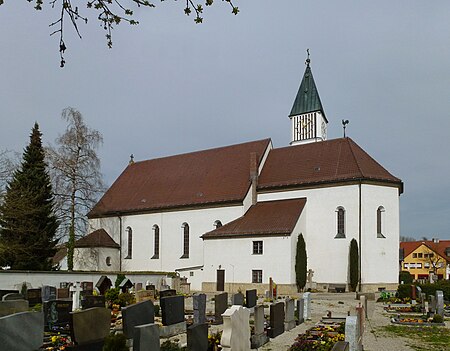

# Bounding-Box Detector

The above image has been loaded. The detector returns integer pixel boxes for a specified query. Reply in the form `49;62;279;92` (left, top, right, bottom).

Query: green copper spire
289;54;326;120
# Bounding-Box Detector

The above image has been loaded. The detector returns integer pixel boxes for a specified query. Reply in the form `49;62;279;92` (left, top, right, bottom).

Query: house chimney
250;152;258;205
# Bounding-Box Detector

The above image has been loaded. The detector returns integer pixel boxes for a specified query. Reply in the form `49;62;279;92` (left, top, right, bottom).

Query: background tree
0;149;19;203
295;233;307;292
349;238;359;292
46;107;105;270
2;1;239;67
0;123;59;270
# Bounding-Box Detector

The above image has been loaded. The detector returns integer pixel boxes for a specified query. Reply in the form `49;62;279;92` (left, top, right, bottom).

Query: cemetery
0;276;449;351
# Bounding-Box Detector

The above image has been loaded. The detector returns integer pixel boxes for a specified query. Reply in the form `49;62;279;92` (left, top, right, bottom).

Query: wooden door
216;269;225;291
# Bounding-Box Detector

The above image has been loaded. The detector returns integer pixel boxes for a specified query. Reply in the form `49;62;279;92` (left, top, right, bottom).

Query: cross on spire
305;49;311;67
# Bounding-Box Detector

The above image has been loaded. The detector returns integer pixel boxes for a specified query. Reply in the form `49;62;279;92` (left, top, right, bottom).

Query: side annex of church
76;58;403;293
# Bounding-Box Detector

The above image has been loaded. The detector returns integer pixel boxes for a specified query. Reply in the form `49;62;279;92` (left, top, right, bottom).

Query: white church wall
73;247;120;271
290;205;307;284
360;184;399;287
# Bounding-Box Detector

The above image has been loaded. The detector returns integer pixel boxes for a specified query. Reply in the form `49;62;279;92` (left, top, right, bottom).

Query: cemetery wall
201;282;297;294
258;183;400;292
0;271;172;291
74;247;120;271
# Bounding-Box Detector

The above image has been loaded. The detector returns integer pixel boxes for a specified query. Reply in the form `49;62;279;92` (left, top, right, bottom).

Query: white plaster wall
203;235;293;286
259;185;360;285
89;205;245;277
360;184;399;285
74;247;120;271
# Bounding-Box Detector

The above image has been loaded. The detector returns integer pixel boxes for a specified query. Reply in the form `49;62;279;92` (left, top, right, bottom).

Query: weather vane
342;119;349;138
305;48;310;66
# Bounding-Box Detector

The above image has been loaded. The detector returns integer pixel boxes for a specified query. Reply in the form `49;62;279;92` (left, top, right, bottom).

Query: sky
0;1;449;240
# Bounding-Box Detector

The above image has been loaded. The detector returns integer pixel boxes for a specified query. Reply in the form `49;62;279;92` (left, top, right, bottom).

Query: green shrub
160;340;186;351
105;288;120;306
399;271;413;284
349;239;359;292
154;304;160;317
295;233;307;292
103;333;128;351
115;274;126;288
117;292;135;307
397;284;412;299
418;280;450;301
432;314;443;323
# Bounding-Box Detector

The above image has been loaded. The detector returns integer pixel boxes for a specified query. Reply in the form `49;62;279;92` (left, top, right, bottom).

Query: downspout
358;181;362;292
118;215;123;272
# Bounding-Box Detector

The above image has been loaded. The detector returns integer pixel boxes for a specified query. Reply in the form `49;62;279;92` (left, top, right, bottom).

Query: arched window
126;226;133;258
335;207;345;238
214;220;222;229
181;223;189;258
377;206;386;238
152;225;160;259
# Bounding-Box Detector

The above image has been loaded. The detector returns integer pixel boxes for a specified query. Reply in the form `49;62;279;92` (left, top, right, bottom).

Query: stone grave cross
70;282;82;311
307;269;314;289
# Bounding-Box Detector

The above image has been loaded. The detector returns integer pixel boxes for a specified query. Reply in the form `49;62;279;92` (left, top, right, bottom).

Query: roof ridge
346;138;365;178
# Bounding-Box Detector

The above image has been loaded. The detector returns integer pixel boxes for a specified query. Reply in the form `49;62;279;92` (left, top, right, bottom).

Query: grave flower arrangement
44;333;73;350
207;330;222;351
288;323;345;351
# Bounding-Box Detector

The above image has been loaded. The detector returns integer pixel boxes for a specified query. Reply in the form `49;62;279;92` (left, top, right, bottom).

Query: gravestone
81;282;94;297
221;305;251;351
136;290;155;303
81;295;106;309
332;341;350;351
359;296;368;319
251;305;269;348
193;293;207;324
44;300;72;331
2;293;24;301
95;276;112;295
297;298;304;324
42;285;57;302
57;288;70;299
269;277;274;299
214;292;228;324
0;290;19;300
136;283;143;291
345;315;362;351
429;295;436;313
307;269;314;290
122;300;155;339
420;293;426;313
71;307;110;346
0;311;44;351
356;305;365;344
26;288;42;307
187;323;208;351
436;290;444;316
70;282;82;311
0;300;29;317
119;278;133;293
146;283;156;291
303;292;311;320
284;297;296;331
161;295;185;326
133;323;160;351
232;292;244;306
159;289;177;299
245;289;257;308
268;302;285;338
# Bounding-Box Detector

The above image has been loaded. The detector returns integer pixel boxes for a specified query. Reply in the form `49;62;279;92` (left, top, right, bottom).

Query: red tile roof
400;240;450;261
74;229;120;248
258;138;402;191
202;198;306;239
88;139;271;218
52;245;67;265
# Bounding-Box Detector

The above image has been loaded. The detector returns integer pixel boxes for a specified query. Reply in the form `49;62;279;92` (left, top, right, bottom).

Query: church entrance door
216;269;225;291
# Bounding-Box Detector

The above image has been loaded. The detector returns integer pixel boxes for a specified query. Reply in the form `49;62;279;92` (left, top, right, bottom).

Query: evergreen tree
349;239;359;292
295;233;307;292
0;123;59;270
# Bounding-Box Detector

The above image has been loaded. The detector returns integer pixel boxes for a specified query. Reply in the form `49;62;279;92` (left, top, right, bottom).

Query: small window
214;220;222;229
106;256;111;266
377;206;386;238
429;253;434;258
418;253;423;258
403;263;409;269
252;270;262;283
424;262;430;268
416;263;422;269
125;226;133;259
152;225;160;259
181;223;189;259
190;271;194;277
413;253;417;258
335;207;345;238
253;241;263;255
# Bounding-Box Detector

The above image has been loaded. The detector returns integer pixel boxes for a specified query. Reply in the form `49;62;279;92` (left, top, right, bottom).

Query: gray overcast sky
1;1;449;240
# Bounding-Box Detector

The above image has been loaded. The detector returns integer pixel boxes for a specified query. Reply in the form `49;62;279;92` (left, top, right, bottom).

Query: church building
79;58;403;293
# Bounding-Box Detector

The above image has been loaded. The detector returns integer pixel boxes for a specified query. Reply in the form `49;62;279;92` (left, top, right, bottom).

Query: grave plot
288;321;346;351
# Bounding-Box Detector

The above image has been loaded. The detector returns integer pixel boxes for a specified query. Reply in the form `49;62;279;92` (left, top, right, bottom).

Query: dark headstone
161;295;185;326
95;276;112;295
193;293;206;324
65;340;104;351
2;293;24;301
70;307;110;345
0;290;19;301
81;295;105;309
81;282;94;297
246;289;257;308
296;298;304;324
146;284;156;291
159;289;176;299
57;288;70;299
0;300;29;317
44;300;72;331
232;292;244;306
26;288;42;307
0;311;44;351
133;323;160;351
187;323;208;351
331;341;350;351
122;300;155;339
267;302;285;338
214;292;228;324
42;286;57;302
119;278;133;293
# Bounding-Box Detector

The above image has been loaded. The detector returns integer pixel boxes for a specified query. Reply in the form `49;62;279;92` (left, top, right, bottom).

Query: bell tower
289;50;328;145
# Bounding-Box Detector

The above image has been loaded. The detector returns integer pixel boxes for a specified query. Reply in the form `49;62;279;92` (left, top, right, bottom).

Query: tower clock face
321;121;327;139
